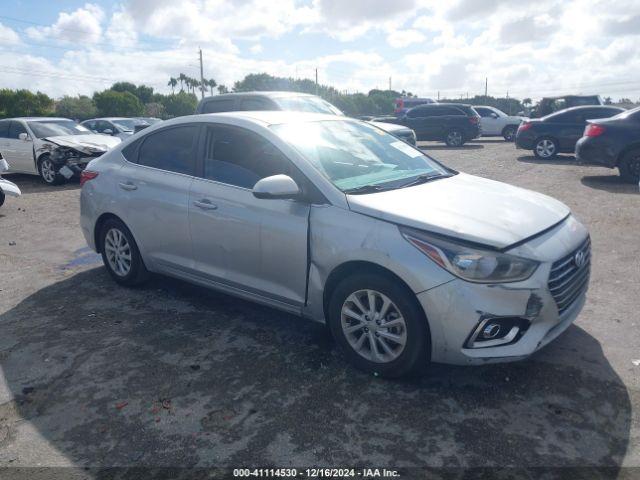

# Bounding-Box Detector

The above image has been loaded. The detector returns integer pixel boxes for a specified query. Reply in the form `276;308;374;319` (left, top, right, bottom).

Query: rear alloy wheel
502;125;517;142
100;218;149;286
445;129;464;147
38;155;64;185
328;273;430;378
618;149;640;183
534;137;558;159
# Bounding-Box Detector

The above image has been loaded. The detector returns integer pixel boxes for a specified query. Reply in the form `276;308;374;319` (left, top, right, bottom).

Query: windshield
112;119;144;131
274;96;344;116
272;120;451;193
27;120;91;138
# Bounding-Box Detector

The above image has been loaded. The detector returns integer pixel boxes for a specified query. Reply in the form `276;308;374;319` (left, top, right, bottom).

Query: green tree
93;90;144;117
54;95;97;120
0;89;53;117
207;78;217;96
161;91;197;117
218;84;229;94
144;102;165;118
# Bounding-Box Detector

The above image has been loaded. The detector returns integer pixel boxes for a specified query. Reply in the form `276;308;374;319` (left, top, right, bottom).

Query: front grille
548;237;591;315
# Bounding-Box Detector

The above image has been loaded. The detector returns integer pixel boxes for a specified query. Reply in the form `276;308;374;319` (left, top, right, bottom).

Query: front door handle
118;182;137;191
194;199;218;210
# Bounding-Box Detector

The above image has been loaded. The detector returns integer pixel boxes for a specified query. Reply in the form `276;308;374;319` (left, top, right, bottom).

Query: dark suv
395;103;481;146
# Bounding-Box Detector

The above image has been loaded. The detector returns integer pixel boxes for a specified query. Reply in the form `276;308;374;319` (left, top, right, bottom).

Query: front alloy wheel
328;273;430;377
341;289;407;363
38;155;64;185
534;138;557;159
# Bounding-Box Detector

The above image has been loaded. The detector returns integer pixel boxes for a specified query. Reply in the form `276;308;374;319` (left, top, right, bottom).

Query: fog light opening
466;317;530;349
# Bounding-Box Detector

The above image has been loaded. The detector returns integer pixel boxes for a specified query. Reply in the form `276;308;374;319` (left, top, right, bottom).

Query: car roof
7;117;71;122
201;91;317;101
83;117;131;121
186;111;353;126
551;105;624;114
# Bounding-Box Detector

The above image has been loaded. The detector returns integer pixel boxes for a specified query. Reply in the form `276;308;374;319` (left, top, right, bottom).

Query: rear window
455;106;478;116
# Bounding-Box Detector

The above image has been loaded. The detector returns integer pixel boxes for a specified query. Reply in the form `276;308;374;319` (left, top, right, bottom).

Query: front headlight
400;227;539;283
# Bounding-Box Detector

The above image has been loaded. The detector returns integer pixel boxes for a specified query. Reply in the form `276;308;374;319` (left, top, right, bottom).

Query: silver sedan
80;111;590;377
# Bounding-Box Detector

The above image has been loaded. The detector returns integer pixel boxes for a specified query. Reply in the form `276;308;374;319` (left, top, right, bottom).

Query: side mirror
0;158;9;172
103;129;114;135
252;174;301;200
18;133;30;141
490;113;499;119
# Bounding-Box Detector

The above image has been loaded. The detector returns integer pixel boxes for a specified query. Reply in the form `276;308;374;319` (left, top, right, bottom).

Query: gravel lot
0;139;638;476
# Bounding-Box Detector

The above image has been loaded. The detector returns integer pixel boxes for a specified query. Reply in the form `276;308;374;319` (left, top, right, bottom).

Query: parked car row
516;105;640;182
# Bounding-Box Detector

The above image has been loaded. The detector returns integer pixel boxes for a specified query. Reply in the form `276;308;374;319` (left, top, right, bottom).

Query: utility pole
315;68;318;95
199;48;205;99
437;91;440;101
389;76;392;91
484;77;488;98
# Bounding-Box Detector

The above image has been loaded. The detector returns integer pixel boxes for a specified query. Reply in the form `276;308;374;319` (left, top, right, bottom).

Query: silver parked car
80;112;590;377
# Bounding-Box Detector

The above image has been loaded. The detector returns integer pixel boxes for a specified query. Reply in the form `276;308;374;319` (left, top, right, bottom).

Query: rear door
188;124;310;308
117;124;200;273
5;121;35;173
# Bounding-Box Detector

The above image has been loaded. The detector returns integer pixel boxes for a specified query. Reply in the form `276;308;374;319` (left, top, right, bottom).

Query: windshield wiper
343;184;390;195
399;173;450;189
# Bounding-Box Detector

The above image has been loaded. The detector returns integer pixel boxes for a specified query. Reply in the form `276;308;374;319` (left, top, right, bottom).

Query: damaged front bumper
418;216;590;365
49;147;104;179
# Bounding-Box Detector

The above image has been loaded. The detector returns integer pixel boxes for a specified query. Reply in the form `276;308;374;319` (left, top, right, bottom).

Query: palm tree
207;78;217;95
167;77;177;94
178;73;186;92
218;84;228;94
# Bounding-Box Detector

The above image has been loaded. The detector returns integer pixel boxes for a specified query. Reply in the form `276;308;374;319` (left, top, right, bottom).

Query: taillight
518;122;532;132
469;116;479;124
394;99;403;113
584;124;605;137
80;170;98;187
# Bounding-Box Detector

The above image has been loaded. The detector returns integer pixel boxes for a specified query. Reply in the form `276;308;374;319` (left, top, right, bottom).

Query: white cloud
26;3;105;43
0;23;21;45
249;44;263;54
105;8;138;46
387;29;425;48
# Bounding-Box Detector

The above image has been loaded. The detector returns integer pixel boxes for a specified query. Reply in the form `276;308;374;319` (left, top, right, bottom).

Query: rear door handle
118;182;137;191
194;199;218;210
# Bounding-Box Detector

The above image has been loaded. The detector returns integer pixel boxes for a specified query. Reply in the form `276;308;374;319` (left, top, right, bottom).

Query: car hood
369;121;408;133
346;173;570;249
43;134;121;152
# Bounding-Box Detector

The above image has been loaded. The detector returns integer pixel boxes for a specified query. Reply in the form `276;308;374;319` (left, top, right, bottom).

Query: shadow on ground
516;154;578;166
581;175;638;194
0;269;631;472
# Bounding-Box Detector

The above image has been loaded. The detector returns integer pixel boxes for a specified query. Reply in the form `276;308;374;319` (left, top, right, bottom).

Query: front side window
202;99;235;113
272;120;451;193
8;122;27;139
27;120;90;138
475;107;493;117
202;126;293;189
112;119;141;132
0;121;9;139
138;125;198;175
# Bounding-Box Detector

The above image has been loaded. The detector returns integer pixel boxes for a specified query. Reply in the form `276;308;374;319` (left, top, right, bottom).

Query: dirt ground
0;138;638;477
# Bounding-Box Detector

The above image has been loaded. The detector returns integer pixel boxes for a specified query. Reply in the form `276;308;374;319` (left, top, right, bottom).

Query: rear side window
137;125;198;175
202;126;293;189
454;106;477;116
0;121;9;138
201;99;235;113
239;98;274;111
407;106;432;118
8;121;27;139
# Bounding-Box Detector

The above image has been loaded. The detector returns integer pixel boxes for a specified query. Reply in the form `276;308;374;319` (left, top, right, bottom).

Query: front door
189;124;310;307
4;121;36;173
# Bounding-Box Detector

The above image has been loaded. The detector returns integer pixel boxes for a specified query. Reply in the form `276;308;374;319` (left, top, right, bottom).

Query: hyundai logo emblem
574;250;586;268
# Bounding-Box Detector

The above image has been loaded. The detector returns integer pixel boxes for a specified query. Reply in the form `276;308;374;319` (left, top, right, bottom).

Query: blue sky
1;0;639;100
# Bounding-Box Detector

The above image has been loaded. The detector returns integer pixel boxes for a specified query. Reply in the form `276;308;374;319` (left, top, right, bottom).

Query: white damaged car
0;118;121;185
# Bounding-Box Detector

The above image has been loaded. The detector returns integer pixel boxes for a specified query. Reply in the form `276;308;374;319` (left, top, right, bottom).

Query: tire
502;125;517;142
533;137;558;159
0;190;5;207
618;148;640;183
99;218;149;287
38;154;65;186
327;273;430;378
445;129;465;147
